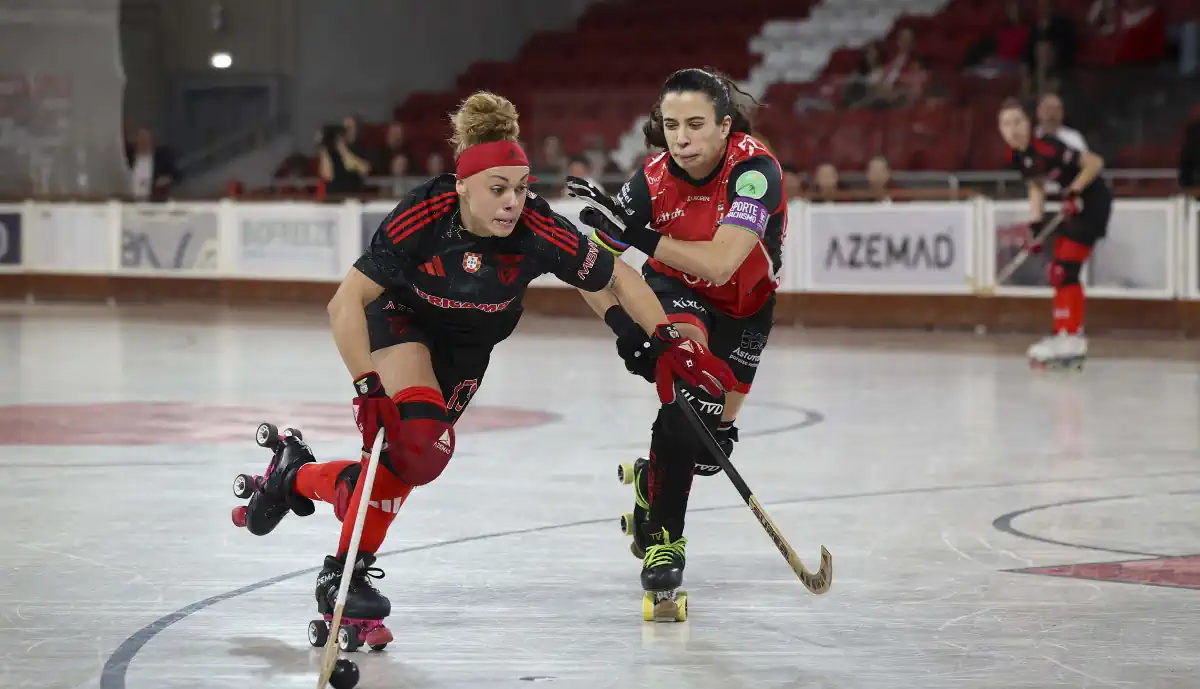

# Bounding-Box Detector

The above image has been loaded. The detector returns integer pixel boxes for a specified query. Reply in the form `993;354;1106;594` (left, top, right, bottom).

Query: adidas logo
368;498;404;514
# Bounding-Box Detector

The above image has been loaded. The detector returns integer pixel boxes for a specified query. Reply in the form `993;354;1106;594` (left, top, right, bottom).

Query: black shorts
1059;193;1111;247
365;296;492;424
643;271;775;394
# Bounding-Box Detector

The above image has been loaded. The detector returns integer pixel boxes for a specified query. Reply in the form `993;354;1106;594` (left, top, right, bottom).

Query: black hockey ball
329;657;359;689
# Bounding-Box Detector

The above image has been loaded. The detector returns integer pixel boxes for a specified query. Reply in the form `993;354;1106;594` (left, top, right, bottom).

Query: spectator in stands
372;121;412;175
781;164;802;199
125;128;177;202
532;134;567;196
387;152;412;197
811;162;840;201
844;41;887;108
1035;92;1088;151
566;155;603;196
964;0;1030;73
318;123;371;195
880;29;929;107
1087;0;1120;35
865;156;894;199
423;150;446;177
1026;0;1077;68
1022;40;1064;100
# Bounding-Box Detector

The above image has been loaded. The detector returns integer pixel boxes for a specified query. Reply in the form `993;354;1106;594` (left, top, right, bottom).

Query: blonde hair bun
450;91;520;155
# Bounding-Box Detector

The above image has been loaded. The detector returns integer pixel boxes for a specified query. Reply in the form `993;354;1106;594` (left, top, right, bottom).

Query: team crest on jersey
462;252;482;273
496;254;523;285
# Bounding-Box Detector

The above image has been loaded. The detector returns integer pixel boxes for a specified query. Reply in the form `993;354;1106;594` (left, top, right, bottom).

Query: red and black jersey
615;132;787;318
1008;135;1111;205
354;174;614;344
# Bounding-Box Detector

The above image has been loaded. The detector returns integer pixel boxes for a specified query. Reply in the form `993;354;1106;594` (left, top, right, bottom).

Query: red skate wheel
365;626;392;651
231;505;247;528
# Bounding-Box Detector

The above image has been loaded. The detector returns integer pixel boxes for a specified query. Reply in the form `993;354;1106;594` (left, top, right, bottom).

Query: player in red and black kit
229;91;735;645
568;68;786;620
1000;98;1110;369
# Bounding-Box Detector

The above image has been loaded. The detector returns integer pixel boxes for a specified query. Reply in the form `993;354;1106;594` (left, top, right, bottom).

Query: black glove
604;305;655;382
566;175;660;256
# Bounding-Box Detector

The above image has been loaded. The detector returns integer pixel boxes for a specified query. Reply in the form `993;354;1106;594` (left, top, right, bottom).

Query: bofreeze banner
807;203;972;291
26;204;111;272
237;205;343;279
121;205;219;272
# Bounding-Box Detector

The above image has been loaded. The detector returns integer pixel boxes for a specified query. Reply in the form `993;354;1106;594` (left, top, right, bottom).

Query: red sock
1053;284;1084;334
1052;237;1091;335
337;466;413;556
294;460;358;505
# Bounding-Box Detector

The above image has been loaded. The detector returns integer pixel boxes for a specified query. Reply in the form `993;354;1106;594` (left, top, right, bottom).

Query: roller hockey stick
673;384;832;594
979;212;1066;296
316;428;385;689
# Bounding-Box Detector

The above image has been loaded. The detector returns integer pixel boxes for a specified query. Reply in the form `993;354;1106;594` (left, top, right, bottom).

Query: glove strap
592;230;629;256
353;371;384;397
622;224;662;257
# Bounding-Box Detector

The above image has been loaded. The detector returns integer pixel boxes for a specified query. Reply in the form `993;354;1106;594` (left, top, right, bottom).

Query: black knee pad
1049;260;1082;288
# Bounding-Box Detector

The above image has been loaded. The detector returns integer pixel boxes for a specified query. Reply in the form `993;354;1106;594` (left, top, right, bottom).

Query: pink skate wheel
232;505;247;528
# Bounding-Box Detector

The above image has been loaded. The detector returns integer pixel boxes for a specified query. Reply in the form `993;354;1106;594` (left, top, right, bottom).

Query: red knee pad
386;386;455;486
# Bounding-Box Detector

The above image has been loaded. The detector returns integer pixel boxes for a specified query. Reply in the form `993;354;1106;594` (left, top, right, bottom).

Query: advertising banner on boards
992;202;1170;291
0;211;21;266
806;203;972;291
120;205;219;272
236;204;344;279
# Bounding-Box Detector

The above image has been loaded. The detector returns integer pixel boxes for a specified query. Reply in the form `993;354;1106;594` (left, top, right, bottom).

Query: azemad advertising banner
806;203;973;292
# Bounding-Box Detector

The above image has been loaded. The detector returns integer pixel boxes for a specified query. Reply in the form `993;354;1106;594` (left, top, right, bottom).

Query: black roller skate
231;422;316;535
617;457;651;558
309;553;393;652
640;523;688;622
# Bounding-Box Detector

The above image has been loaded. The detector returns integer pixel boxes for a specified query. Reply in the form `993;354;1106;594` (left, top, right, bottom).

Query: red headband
455;140;531;180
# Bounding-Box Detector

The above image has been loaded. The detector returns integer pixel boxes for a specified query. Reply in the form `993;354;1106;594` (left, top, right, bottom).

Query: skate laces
644;537;687;568
352;560;386;585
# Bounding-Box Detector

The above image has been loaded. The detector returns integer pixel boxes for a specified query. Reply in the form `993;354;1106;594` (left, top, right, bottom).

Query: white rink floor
3;303;1199;689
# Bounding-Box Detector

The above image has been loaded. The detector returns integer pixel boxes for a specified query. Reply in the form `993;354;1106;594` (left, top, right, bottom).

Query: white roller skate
1027;331;1087;371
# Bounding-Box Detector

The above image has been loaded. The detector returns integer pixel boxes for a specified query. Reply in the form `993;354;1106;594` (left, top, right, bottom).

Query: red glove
650;324;737;404
352;371;401;452
1061;189;1082;218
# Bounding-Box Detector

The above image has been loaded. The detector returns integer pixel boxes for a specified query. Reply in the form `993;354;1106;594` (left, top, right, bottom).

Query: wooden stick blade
748;496;833;595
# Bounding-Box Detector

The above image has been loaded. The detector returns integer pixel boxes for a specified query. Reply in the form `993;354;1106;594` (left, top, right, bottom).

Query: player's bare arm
328;267;385;379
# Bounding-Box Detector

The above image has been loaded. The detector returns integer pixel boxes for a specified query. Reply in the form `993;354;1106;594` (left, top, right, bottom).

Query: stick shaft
672;386;832;594
316;429;385;689
995;213;1065;287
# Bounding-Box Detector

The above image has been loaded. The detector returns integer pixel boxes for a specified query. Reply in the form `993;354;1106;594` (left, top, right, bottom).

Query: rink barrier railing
0;195;1195;301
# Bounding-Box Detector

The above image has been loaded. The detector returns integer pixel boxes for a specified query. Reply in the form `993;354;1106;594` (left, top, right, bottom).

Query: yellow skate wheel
620;512;635;535
617;462;635;485
675;591;688;622
641;592;655;621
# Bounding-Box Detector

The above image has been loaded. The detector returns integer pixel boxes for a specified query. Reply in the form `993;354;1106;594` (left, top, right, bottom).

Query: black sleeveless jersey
1008;135;1111;205
353;174;615;344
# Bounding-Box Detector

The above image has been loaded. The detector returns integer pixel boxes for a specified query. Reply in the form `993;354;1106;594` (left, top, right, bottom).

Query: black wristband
622;224;662;256
603;305;646;342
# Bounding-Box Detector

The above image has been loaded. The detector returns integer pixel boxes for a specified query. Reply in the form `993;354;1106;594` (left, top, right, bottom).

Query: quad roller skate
309;553;393;652
640;524;688;623
1027;331;1087;372
617;458;650;559
231;422;316;535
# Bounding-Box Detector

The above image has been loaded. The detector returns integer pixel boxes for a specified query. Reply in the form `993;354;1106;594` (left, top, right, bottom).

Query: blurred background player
569;67;787;619
232;90;735;643
999;97;1110;370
